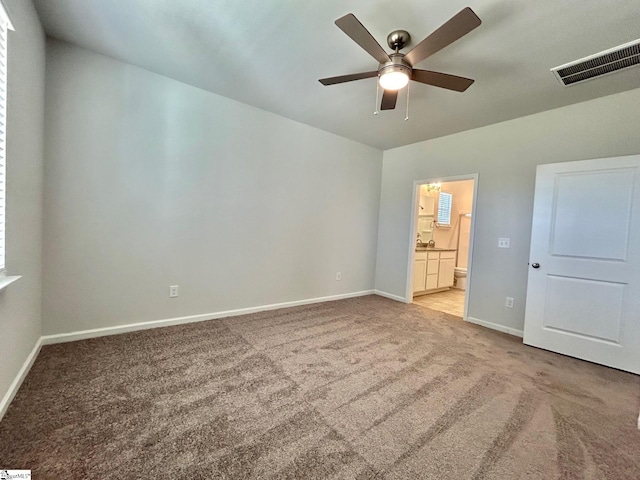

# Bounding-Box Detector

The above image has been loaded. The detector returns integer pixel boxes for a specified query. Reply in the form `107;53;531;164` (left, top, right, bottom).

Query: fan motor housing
378;53;412;78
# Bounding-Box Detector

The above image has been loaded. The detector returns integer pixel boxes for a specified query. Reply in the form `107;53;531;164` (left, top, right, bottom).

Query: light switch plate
498;238;510;248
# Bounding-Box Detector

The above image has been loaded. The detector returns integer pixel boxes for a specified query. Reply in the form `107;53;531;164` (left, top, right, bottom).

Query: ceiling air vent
551;39;640;86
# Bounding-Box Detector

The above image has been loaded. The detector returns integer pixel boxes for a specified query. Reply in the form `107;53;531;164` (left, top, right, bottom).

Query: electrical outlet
336;272;342;281
505;297;514;308
498;238;510;248
169;285;179;298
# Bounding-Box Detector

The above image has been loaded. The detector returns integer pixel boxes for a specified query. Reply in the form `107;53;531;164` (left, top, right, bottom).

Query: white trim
0;0;14;31
41;290;375;345
405;173;479;323
405;180;422;302
1;290;373;417
0;337;42;421
463;176;480;321
0;274;20;292
0;13;8;272
2;292;530;422
466;316;524;338
374;289;409;303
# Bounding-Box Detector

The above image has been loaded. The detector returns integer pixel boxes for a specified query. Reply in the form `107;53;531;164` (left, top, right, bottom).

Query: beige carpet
1;295;639;479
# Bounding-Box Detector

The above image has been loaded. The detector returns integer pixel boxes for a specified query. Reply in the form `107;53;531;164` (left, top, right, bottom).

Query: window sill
0;275;21;292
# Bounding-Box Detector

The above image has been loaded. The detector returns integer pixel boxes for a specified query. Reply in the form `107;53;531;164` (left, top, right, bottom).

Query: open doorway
406;175;477;320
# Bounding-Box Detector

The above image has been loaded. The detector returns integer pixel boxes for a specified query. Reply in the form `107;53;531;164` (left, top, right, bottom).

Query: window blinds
437;192;453;226
0;2;11;272
0;20;7;271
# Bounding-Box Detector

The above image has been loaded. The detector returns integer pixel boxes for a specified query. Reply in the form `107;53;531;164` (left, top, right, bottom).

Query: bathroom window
437;192;452;226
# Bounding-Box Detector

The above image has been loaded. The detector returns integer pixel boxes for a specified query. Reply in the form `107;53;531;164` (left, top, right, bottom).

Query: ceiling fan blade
380;90;398;110
335;14;391;64
319;71;378;86
404;7;481;66
412;70;474;92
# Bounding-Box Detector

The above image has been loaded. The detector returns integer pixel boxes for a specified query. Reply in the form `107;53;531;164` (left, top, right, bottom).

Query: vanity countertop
415;247;456;252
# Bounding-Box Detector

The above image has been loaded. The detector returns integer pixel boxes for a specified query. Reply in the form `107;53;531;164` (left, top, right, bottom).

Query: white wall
42;40;382;335
0;0;45;407
375;87;640;332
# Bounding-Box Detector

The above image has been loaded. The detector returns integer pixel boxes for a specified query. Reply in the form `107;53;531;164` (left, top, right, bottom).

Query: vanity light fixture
426;183;442;192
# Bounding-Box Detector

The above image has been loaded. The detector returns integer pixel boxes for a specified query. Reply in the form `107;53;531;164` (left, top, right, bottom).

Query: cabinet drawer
415;251;428;260
427;251;440;260
440;251;456;259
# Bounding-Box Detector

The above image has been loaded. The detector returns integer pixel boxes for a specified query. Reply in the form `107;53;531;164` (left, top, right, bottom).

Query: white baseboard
3;291;376;420
0;337;42;421
41;290;376;345
374;290;408;303
466;316;524;338
2;293;527;422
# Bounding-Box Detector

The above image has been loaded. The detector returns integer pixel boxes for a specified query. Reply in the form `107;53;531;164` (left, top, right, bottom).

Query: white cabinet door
438;258;455;288
413;259;427;292
426;252;440;290
426;273;439;290
523;155;640;374
419;195;435;215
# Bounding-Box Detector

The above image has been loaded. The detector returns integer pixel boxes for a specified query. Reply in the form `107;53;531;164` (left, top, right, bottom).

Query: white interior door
523;155;640;374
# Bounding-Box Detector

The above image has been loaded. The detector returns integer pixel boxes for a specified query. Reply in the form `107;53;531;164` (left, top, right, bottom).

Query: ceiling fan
319;7;481;111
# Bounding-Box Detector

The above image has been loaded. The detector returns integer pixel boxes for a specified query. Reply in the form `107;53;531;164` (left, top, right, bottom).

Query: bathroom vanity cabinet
413;249;456;295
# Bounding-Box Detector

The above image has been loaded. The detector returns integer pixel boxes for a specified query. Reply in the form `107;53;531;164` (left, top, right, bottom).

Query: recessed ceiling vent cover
551;39;640;86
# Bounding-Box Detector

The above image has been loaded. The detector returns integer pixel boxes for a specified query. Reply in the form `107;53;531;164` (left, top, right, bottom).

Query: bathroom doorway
406;175;477;320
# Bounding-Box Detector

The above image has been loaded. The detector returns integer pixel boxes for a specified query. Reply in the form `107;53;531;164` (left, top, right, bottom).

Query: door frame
404;173;479;321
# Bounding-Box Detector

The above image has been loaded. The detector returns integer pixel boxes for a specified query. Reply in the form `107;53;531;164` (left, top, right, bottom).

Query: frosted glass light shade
379;71;409;91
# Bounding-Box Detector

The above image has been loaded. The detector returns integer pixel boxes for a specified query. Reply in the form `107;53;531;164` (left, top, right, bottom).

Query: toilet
454;267;467;290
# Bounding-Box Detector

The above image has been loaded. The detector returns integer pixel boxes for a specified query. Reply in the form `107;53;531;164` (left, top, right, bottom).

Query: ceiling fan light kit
379;64;411;91
379;30;412;91
319;7;481;113
378;49;412;91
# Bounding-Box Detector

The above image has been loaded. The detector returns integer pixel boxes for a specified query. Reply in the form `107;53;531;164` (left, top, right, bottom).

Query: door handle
531;263;540;269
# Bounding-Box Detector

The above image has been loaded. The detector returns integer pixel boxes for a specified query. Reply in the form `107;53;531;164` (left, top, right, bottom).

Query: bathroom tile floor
413;288;466;318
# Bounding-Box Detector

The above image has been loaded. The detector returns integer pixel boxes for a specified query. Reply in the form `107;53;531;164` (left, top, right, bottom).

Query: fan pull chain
404;81;410;121
374;81;380;115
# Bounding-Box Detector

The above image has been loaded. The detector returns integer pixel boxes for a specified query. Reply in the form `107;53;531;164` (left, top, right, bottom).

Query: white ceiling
33;0;640;150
